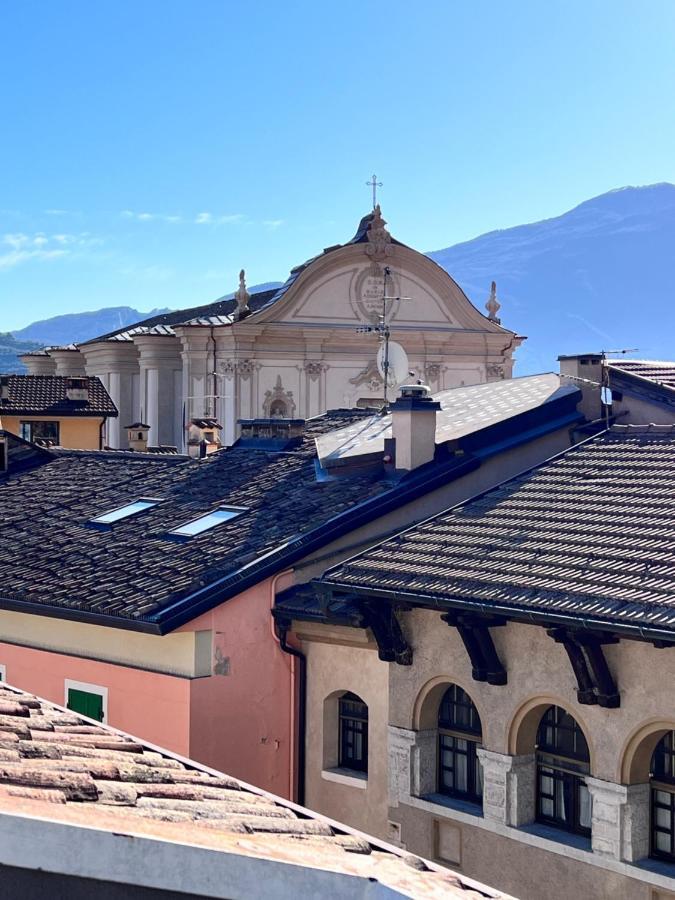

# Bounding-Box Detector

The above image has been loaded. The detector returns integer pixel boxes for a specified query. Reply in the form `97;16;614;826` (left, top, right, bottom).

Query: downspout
209;326;217;418
269;570;306;806
277;623;306;807
99;417;105;450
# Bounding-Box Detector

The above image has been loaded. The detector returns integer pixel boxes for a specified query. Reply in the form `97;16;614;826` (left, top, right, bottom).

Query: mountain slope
429;183;675;374
12;306;171;346
0;333;44;374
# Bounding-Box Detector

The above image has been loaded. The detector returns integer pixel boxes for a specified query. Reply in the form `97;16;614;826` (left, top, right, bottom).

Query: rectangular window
91;499;159;524
170;506;244;537
65;680;107;723
0;664;5;682
652;788;675;860
338;694;368;774
536;762;591;836
20;421;60;445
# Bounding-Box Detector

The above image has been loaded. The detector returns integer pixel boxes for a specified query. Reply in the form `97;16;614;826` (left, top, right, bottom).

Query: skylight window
170;506;245;537
91;499;159;524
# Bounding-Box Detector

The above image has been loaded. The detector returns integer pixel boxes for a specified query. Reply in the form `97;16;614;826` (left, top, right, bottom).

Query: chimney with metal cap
390;383;440;471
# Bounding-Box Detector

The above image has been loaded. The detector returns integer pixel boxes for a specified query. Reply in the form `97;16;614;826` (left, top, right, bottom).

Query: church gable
250;207;513;335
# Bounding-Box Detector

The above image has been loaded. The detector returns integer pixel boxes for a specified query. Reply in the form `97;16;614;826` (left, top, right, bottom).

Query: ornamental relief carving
364;204;394;262
352;263;401;325
303;361;327;380
487;363;506;380
424;363;443;382
263;375;296;418
219;359;258;380
349;360;383;393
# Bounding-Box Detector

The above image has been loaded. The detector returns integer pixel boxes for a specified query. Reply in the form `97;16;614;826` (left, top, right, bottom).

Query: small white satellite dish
377;341;410;388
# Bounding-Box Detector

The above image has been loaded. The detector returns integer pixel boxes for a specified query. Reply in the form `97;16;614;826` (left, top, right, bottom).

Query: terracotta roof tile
0;375;117;417
0;681;511;899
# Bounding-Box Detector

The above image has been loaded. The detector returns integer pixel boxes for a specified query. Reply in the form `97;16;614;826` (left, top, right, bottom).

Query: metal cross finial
366;174;383;210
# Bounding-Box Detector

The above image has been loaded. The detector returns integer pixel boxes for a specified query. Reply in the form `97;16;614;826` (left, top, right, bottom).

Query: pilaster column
81;342;140;449
586;777;650;863
134;335;183;448
387;726;416;807
477;748;536;826
388;726;438;807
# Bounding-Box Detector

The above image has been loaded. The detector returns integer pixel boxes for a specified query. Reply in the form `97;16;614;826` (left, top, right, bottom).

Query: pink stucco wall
0;570;298;800
0;642;192;757
180;572;296;798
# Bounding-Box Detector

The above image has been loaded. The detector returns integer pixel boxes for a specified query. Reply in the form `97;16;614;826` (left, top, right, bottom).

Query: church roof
78;287;280;345
0;680;509;899
311;427;675;640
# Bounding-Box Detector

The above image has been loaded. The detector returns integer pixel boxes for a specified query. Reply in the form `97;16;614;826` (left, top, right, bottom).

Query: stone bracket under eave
362;601;413;666
547;627;620;708
441;612;507;685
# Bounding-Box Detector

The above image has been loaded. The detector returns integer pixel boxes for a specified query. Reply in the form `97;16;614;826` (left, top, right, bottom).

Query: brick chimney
390;383;440;471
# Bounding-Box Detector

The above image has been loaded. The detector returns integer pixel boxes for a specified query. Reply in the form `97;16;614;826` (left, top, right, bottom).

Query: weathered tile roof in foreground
0;375;117;417
0;681;510;899
319;427;675;637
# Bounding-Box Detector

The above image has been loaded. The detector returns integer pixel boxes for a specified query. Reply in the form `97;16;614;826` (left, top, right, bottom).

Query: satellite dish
377;341;410;388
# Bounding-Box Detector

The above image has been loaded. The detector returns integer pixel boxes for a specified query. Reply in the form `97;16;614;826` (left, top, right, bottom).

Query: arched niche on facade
619;719;675;784
412;674;485;734
507;694;595;770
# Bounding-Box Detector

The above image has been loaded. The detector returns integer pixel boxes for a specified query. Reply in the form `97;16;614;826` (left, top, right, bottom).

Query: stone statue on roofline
485;280;501;323
233;269;251;321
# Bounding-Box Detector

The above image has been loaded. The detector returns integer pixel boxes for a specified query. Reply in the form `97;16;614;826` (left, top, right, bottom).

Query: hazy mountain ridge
429;183;675;374
4;186;673;378
12;306;172;346
0;333;44;374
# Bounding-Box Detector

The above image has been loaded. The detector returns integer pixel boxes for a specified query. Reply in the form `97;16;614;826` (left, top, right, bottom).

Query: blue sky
1;0;674;331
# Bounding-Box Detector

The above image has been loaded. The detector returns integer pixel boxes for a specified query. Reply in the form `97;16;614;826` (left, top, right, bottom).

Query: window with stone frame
650;730;675;861
338;692;368;774
437;684;483;805
535;705;591;836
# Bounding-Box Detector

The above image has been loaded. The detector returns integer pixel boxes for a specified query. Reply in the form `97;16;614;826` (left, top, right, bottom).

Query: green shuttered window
67;688;104;722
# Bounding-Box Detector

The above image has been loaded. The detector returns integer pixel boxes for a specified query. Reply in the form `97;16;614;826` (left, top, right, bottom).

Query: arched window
338;692;368;773
650;731;675;860
437;684;483;805
536;705;591;836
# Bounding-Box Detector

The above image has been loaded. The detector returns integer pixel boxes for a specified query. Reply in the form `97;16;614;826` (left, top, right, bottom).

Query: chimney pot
66;376;89;403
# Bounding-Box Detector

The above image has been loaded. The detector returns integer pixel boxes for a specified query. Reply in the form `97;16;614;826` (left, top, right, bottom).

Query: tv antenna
560;348;639;431
356;266;412;408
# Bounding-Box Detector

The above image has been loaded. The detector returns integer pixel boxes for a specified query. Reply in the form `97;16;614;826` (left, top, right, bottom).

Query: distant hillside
0;333;44;374
12;306;171;346
429;183;675;375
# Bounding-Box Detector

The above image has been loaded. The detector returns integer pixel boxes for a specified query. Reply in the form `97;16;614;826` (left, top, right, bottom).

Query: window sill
520;822;591;852
421;792;484;818
321;768;368;789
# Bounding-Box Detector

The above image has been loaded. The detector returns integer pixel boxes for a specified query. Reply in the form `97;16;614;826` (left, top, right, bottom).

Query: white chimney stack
390;383;440;471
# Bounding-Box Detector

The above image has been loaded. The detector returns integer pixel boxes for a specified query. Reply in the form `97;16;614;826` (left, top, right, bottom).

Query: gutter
315;583;675;647
0;399;584;636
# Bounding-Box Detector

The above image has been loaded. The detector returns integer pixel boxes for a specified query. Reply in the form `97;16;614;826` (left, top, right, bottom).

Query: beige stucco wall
302;626;389;838
1;415;104;450
297;610;675;899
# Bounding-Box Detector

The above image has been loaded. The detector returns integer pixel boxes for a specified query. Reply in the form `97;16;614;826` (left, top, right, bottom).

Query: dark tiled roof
320;429;675;635
0;410;395;629
0;375;117;417
609;359;675;390
0;682;505;898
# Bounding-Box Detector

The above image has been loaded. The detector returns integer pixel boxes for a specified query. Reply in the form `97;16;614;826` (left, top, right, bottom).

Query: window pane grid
338;693;368;774
651;732;675;862
535;706;590;837
437;685;483;806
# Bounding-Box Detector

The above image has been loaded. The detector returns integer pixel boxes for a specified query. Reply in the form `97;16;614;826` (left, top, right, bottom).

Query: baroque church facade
21;207;524;449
